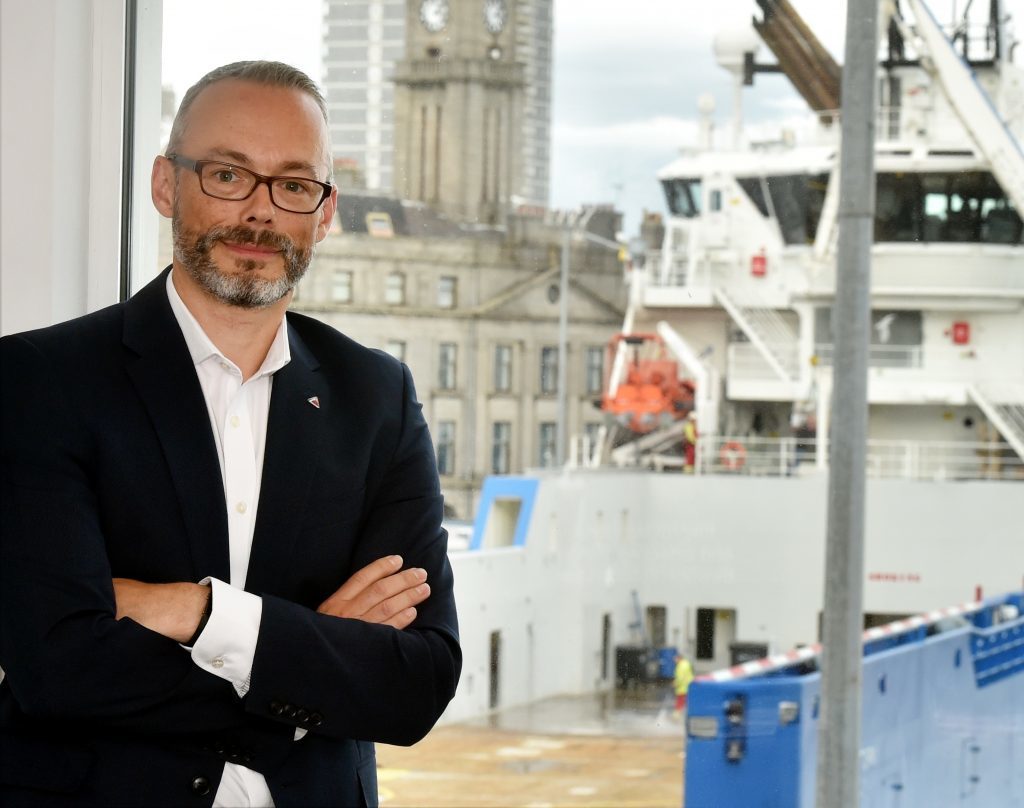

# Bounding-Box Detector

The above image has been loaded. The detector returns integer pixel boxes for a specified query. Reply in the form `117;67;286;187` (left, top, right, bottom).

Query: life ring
719;441;747;471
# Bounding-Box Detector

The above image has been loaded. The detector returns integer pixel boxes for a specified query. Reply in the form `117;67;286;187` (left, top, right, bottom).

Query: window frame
438;342;458;390
494;344;513;392
539;345;558;395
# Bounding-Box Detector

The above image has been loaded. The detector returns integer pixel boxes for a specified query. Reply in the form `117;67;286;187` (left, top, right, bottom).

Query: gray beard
172;219;313;309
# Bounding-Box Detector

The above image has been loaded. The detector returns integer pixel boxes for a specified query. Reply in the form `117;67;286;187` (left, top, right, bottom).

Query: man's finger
359;582;430;625
319;568;427;617
330;555;403;601
381;606;417;630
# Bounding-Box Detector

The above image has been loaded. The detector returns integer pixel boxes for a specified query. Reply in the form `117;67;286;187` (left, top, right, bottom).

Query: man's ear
151;156;174;218
315;185;339;242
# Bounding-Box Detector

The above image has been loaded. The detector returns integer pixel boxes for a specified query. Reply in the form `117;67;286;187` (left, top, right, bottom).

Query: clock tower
393;0;525;224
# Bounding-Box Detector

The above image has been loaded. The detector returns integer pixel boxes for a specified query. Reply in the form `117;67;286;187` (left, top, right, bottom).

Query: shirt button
220;362;230;371
236;502;247;514
212;656;225;669
230;415;240;428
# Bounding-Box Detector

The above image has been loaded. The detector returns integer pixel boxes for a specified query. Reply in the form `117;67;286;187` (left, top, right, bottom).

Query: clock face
420;0;449;32
483;0;508;34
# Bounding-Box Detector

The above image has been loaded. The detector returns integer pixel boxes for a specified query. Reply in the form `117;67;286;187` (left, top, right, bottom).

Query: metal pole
556;227;570;466
815;1;878;806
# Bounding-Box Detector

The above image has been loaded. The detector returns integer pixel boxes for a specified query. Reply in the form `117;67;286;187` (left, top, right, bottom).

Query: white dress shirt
167;273;288;808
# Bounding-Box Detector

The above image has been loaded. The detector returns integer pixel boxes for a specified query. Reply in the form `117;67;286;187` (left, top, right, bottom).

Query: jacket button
191;776;211;796
296;708;309;723
283;703;297;719
269;700;284;716
309;712;323;727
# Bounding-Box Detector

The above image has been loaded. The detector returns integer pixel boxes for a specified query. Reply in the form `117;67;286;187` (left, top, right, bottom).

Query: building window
331;270;353;303
385;271;405;305
538;422;557;468
438;276;456;308
436;420;455;476
540;346;558;394
492;421;511;474
585;346;604;395
438;342;457;390
583;422;602;460
385;340;406;362
494;344;512;392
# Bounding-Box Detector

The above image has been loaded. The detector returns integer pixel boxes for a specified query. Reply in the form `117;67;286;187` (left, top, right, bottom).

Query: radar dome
712;24;761;70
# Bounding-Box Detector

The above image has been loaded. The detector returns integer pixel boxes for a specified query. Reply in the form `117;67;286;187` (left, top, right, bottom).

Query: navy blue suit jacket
0;270;461;806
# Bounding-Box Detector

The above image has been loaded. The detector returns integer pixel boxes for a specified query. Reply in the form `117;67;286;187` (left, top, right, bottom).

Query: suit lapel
245;321;326;596
122;271;230;582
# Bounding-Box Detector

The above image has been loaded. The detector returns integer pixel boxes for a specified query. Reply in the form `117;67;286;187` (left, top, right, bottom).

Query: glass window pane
494;344;512;392
438;343;457;390
331;270;352;303
492;421;511;474
436;420;455;476
386;272;405;305
438;276;456;308
540;346;558;394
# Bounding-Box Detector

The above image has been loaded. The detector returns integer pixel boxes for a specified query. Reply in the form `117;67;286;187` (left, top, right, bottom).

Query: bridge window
765;173;829;245
661;178;702;218
875;171;1022;244
737;177;770;218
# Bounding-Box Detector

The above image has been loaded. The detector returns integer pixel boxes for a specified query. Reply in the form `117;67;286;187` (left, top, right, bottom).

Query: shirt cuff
190;577;262;698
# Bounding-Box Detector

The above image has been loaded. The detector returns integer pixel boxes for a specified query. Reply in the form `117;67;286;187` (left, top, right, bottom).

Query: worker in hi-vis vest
673;653;694;716
683;411;698;473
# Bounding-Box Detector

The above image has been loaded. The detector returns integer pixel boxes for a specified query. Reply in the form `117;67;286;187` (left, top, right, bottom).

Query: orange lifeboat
600;333;695;434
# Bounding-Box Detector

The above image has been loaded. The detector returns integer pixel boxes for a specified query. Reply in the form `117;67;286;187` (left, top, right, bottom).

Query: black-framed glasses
167;154;333;214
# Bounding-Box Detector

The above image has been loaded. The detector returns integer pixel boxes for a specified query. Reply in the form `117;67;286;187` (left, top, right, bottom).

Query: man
0;61;460;806
673;653;694;717
682;410;698;473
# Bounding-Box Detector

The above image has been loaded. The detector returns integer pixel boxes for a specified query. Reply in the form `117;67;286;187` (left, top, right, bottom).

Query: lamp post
556;226;570;466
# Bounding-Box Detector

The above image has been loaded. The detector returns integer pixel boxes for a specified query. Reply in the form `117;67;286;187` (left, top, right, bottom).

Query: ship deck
377;686;686;806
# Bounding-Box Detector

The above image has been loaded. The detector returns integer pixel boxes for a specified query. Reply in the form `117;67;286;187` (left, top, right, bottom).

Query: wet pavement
376;685;687;807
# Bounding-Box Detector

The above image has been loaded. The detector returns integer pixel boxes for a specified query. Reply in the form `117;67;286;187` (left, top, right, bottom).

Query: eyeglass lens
199;162;324;213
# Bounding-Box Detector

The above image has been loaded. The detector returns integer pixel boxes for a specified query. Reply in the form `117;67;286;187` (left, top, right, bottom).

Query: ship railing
746;105;904;146
814;342;924;368
692;435;1023;481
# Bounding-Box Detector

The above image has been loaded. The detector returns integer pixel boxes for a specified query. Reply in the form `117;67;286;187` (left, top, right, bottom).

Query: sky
162;0;1023;234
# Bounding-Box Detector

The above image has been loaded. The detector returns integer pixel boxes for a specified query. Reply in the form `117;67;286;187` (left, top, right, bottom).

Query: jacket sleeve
243;363;462;746
0;335;274;738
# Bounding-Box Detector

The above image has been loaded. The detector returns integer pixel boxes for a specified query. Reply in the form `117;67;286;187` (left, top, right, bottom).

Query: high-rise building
321;0;552;207
321;0;406;191
513;0;552;207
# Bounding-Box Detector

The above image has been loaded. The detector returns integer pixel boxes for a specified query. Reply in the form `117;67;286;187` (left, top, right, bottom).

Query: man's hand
317;555;429;630
112;578;209;644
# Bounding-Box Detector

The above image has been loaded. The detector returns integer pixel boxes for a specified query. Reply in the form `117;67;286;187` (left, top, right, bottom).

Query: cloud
554;116;700;152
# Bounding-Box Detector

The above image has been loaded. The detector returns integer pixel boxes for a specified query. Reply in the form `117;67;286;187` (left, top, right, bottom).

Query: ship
438;0;1024;744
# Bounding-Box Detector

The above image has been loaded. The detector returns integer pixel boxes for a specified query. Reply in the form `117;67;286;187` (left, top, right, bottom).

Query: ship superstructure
599;0;1024;481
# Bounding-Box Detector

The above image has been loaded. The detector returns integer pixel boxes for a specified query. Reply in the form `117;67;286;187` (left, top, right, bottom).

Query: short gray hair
167;61;330;158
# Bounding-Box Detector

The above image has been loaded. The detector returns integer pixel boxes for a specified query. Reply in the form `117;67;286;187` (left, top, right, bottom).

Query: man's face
154;79;337;309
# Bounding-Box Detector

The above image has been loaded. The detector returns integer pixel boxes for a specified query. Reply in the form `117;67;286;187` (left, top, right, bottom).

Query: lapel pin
307;396;321;409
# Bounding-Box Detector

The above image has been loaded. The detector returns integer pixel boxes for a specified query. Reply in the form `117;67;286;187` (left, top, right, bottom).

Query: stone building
294;204;626;517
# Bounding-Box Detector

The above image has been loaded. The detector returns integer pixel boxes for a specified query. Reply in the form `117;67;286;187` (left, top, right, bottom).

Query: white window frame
492;421;511;474
437;275;456;308
385;271;405;305
438;342;457;390
494;344;512;392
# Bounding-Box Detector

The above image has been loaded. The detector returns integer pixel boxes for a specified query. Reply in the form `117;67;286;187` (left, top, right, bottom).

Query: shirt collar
165;270;291;378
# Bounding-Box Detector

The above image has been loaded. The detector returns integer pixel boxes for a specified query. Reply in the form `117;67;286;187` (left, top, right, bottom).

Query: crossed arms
113;554;432;642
